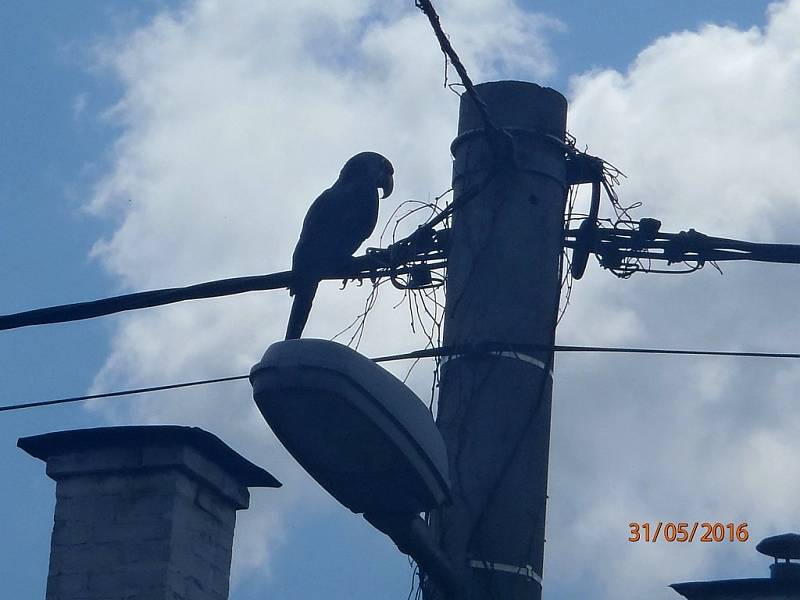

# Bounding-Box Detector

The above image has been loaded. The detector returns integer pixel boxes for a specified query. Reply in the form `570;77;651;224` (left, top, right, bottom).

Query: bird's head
340;152;394;198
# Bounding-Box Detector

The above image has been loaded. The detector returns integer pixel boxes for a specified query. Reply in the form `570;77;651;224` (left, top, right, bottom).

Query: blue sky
3;1;797;598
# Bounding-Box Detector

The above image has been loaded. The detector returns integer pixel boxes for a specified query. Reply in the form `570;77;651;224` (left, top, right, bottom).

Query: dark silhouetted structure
427;81;568;600
251;338;462;597
672;533;800;599
18;426;280;600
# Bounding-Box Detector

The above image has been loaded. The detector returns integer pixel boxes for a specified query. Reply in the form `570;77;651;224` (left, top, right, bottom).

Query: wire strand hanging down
6;343;800;414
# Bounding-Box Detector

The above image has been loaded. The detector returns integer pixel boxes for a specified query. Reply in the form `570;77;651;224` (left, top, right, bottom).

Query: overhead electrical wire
0;374;249;413
0;253;448;333
4;343;800;414
0;272;293;332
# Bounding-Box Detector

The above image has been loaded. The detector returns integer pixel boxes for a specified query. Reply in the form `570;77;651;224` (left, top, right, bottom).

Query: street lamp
250;338;461;597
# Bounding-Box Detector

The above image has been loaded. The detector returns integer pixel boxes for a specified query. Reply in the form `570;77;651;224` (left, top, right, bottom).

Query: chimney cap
18;425;281;488
757;533;800;560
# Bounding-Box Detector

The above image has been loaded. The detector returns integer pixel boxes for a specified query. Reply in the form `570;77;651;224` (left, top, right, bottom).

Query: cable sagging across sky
5;342;800;414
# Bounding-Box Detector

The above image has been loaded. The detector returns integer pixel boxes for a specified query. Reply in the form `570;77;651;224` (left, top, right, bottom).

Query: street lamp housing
250;338;451;515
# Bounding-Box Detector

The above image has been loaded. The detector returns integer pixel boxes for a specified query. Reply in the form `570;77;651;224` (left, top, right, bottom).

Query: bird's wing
293;180;379;274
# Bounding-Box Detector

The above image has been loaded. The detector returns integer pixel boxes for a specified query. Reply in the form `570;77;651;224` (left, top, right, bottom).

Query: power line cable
371;343;800;363
0;254;448;333
0;273;292;332
5;343;800;414
0;374;248;413
415;0;497;134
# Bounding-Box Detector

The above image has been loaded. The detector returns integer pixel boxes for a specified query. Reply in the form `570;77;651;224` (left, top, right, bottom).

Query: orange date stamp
628;522;749;543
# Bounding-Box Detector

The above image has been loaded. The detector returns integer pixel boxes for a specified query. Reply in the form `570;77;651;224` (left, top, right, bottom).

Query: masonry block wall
18;426;281;600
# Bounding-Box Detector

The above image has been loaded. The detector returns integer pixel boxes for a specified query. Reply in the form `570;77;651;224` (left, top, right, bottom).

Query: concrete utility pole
427;81;568;599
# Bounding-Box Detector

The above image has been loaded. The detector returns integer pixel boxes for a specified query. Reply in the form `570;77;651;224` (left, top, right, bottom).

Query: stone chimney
18;425;281;600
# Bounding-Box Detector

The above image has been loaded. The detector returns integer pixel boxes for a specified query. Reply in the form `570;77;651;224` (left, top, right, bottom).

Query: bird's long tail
285;282;319;340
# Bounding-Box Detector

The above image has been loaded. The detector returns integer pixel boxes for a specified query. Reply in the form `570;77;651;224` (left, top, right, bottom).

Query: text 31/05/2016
628;522;749;543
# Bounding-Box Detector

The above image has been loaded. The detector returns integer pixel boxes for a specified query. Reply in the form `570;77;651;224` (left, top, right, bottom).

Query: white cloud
81;0;800;597
81;0;560;591
546;1;800;597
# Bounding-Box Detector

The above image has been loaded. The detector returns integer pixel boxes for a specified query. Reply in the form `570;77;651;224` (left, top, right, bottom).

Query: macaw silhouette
286;152;394;340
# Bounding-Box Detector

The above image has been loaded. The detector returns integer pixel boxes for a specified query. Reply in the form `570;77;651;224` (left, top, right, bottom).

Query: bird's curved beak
380;169;394;199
